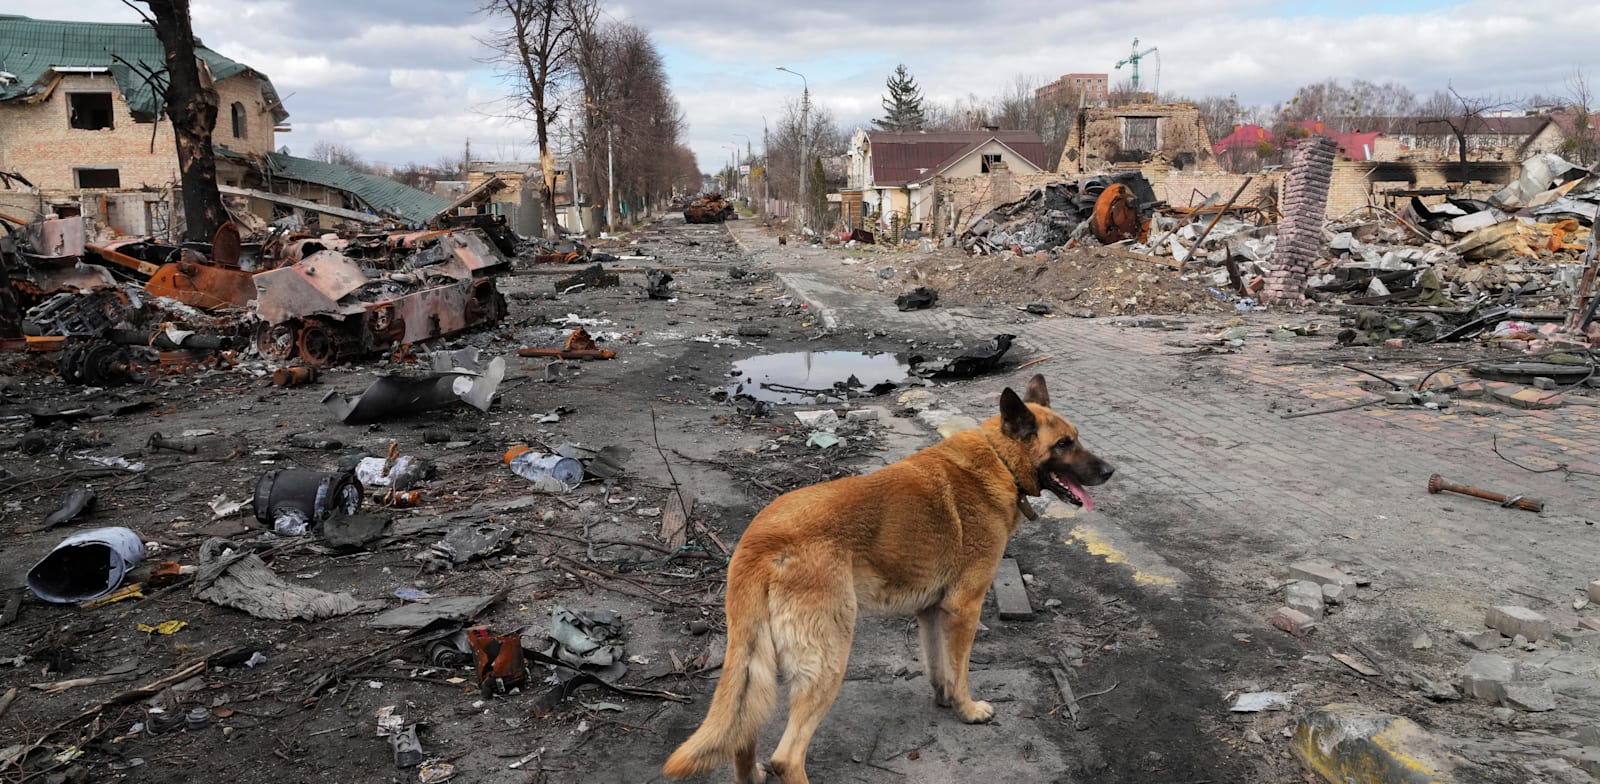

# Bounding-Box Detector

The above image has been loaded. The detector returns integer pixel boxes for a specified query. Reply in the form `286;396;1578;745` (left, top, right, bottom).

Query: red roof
1212;123;1388;161
867;130;1048;186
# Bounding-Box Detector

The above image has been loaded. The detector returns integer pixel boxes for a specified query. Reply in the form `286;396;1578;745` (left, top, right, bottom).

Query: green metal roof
0;14;287;123
263;152;449;226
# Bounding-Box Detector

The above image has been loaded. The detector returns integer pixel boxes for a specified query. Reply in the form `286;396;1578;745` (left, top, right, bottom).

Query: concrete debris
1459;653;1518;701
1486;605;1554;642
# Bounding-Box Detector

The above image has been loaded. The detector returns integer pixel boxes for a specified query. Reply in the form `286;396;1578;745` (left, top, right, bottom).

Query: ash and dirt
899;245;1232;317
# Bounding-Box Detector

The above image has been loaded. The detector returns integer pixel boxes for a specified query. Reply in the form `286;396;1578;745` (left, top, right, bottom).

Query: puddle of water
727;351;909;405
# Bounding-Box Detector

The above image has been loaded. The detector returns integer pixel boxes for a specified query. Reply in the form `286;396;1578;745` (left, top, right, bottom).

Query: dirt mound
905;246;1230;316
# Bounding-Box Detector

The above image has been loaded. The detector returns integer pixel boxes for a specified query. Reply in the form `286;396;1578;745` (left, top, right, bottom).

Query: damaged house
0;14;454;239
0;13;289;235
840;128;1052;238
1058;102;1219;176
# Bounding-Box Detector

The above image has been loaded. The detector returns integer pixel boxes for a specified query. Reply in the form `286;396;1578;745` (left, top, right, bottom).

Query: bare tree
128;0;225;243
1421;85;1517;168
481;0;588;238
1560;70;1598;164
310;141;364;168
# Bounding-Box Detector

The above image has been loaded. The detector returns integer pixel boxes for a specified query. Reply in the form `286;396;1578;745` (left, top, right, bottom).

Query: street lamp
776;66;809;228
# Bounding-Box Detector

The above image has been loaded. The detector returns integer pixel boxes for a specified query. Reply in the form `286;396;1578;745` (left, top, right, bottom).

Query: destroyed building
840;128;1053;238
1058;102;1219;177
0;14;289;236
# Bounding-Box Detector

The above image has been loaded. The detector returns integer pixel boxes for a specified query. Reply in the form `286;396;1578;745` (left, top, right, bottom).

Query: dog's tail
662;557;778;778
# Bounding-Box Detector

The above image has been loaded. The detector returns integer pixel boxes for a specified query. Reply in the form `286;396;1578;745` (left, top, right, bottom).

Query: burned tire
296;318;340;367
255;320;300;362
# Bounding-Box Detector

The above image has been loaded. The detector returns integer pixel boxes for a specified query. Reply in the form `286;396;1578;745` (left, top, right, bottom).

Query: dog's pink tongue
1061;476;1094;514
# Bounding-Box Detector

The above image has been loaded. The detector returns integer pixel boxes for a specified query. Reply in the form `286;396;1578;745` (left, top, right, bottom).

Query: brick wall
1140;161;1281;210
1059;103;1220;176
932;171;1059;237
0;72;277;194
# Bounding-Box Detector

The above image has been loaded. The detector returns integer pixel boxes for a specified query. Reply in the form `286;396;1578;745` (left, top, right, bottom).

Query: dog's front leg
939;589;994;724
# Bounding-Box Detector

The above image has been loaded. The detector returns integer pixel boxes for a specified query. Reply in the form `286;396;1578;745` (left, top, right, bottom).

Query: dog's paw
931;684;951;708
957;699;994;724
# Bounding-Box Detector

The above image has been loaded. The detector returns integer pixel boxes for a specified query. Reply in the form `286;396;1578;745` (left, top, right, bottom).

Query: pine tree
874;64;926;132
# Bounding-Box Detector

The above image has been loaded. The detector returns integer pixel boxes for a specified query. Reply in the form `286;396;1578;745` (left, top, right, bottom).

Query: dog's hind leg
767;571;856;784
940;584;996;724
916;605;952;707
733;737;765;784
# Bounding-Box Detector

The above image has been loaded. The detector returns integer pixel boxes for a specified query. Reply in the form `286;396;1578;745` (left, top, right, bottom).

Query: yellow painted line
1064;526;1178;587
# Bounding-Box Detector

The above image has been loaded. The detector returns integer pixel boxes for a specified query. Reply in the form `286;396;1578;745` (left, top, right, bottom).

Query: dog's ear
999;387;1037;440
1023;374;1050;407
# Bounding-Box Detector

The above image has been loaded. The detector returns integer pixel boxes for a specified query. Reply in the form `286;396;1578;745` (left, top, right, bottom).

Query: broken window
75;168;121;189
69;93;114;130
1122;117;1158;155
231;102;247;139
981;153;1003;173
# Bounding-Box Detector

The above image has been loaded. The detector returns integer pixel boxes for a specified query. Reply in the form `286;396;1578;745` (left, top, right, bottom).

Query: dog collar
981;432;1040;521
1016;492;1039;521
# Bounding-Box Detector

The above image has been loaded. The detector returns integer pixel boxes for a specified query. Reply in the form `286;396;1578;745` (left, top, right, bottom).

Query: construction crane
1115;37;1158;96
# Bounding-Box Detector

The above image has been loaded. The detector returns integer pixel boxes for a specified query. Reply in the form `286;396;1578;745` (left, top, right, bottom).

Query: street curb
1292;703;1461;783
773;272;839;331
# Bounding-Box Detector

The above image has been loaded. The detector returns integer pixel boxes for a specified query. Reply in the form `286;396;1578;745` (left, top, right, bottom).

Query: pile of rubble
959;172;1158;254
954;147;1600;348
1;212;517;375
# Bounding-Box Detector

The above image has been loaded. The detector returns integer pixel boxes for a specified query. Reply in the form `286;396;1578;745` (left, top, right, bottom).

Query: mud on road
2;214;1326;784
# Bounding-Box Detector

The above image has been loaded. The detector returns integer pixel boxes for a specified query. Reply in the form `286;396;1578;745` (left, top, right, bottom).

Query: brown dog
663;375;1113;783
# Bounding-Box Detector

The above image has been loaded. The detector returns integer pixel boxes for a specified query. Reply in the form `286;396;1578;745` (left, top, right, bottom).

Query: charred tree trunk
141;0;225;243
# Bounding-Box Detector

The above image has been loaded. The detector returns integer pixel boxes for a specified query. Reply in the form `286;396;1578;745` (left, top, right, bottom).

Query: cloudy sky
7;0;1594;173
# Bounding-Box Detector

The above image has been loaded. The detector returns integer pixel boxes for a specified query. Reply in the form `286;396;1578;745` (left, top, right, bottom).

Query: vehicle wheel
255;320;300;361
297;319;340;366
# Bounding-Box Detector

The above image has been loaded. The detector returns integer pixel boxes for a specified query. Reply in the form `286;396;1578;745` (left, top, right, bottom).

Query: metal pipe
1427;474;1543;512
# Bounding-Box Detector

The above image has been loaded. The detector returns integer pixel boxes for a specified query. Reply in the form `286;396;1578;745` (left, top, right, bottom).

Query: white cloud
5;0;1594;172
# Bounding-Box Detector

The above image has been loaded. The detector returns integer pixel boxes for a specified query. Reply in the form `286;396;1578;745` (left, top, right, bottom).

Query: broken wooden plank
991;557;1033;620
1331;652;1380;677
660;488;695;551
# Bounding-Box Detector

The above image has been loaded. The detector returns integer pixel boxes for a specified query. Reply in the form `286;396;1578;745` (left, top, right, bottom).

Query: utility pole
778;66;809;227
762;116;770;214
606;126;614;230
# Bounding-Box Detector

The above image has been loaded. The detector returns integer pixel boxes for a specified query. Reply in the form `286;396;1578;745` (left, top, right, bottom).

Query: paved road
727;218;1600;783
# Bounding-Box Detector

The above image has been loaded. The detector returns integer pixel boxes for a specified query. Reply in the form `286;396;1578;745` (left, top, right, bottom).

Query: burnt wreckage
1;212;512;373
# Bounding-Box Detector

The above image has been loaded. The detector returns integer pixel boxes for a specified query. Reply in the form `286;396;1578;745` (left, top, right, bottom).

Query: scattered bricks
1286;580;1325;617
1383;338;1411;349
1533;376;1558;390
1271;607;1317;636
1501;681;1556;712
1457;629;1504;650
1555;747;1600;778
1553;628;1600;650
844;408;881;423
1507;388;1562;410
1291;703;1463;784
1454;380;1486;398
1322;583;1350;605
1590;580;1600;604
1486;605;1553;642
1287;559;1358;590
1459;653;1518;701
1382;389;1414;404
